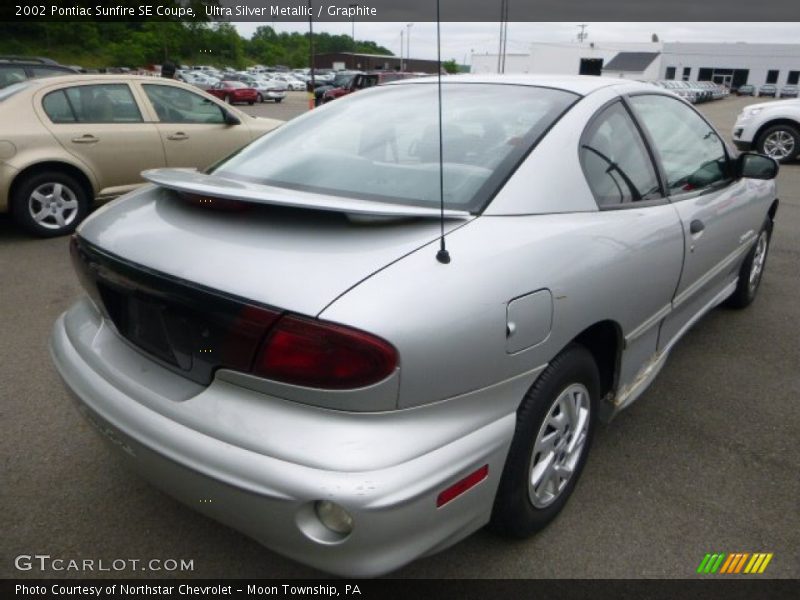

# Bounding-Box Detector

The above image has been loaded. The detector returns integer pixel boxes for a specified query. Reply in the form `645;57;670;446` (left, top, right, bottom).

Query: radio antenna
435;0;451;264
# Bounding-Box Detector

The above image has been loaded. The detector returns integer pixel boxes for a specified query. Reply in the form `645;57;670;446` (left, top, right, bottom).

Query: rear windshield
0;81;30;101
211;83;577;213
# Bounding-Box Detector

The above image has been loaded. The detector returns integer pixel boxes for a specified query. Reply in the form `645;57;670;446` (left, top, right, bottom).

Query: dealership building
471;42;800;88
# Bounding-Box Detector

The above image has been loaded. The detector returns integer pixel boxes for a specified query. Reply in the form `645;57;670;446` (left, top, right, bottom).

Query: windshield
211;83;577;212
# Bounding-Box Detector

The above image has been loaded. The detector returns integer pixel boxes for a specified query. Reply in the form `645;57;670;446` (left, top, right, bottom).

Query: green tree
443;59;459;74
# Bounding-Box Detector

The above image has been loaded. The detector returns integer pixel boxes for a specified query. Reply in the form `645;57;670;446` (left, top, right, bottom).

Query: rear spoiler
141;168;472;220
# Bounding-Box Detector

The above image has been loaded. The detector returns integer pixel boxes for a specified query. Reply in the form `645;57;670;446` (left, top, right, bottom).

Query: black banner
3;579;800;600
2;0;799;22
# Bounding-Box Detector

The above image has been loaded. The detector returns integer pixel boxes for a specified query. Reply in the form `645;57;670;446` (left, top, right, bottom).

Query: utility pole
406;23;413;71
349;4;357;51
308;0;315;110
497;0;509;73
400;29;404;71
577;24;588;43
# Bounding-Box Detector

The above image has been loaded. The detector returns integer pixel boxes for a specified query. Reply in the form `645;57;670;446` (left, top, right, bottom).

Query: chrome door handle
167;132;189;141
71;135;99;144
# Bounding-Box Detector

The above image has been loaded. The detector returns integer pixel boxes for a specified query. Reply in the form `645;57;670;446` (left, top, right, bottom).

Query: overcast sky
233;22;800;64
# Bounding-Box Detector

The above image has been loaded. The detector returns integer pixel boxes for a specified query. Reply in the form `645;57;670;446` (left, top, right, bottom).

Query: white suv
732;99;800;162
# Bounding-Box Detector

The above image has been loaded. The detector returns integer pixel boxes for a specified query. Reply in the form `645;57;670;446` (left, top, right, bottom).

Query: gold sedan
0;75;282;236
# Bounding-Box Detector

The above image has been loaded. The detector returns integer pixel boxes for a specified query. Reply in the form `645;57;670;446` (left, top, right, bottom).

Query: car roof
388;74;643;95
10;74;206;90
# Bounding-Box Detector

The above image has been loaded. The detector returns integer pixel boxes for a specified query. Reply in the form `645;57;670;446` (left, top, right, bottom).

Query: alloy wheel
528;383;591;508
749;230;768;292
762;130;795;160
27;182;79;231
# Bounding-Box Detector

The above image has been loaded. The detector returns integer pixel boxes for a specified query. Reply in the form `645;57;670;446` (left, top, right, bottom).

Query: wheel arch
768;198;779;222
570;320;624;422
9;161;95;215
754;118;800;147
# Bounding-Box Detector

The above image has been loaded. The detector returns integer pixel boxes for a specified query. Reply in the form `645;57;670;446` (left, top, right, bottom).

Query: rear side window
42;90;75;122
65;84;142;123
580;101;661;207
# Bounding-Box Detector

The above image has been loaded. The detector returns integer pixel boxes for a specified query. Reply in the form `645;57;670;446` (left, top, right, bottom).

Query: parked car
758;84;778;97
737;84;756;96
313;71;361;105
207;80;259;105
224;74;288;103
732;98;800;162
322;72;419;103
0;55;78;88
51;76;779;576
0;75;281;236
656;80;697;103
779;84;799;98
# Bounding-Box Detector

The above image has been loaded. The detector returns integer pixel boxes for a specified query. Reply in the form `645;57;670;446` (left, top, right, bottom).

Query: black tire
755;124;800;163
247;100;254;105
491;343;600;538
725;218;773;309
274;98;283;104
256;93;263;103
10;171;89;238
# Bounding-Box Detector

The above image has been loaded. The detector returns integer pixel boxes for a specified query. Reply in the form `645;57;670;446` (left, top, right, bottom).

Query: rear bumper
50;298;525;576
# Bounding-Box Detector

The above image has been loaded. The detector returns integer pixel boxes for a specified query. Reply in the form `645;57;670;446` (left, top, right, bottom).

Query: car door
139;82;251;170
578;98;685;390
36;82;165;196
628;93;761;351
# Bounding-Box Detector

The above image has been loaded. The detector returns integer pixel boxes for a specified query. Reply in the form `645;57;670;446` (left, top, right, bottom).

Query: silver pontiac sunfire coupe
51;75;778;576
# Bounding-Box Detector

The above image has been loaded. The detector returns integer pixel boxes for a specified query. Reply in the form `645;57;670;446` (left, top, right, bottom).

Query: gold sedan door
36;81;165;197
138;83;252;170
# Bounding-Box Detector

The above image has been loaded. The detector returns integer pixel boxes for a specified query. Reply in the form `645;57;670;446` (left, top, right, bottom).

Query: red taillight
436;465;489;508
253;315;397;389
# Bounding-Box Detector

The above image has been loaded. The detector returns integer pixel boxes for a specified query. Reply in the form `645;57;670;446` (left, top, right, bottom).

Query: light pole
400;29;404;71
406;23;413;71
349;4;358;53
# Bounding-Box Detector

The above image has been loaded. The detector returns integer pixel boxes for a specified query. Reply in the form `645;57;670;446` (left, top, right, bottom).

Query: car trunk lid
77;180;472;318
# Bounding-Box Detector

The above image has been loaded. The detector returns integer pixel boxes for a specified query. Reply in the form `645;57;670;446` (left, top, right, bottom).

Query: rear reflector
253;314;397;390
436;465;489;508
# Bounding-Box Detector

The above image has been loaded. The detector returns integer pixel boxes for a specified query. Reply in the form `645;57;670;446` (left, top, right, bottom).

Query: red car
208;80;259;105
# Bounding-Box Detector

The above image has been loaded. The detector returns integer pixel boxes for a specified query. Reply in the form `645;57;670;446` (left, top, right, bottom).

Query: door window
143;84;225;124
580;101;661;207
629;94;731;197
48;84;143;123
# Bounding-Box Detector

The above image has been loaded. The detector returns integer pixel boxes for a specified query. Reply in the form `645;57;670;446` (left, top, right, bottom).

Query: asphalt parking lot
1;94;798;579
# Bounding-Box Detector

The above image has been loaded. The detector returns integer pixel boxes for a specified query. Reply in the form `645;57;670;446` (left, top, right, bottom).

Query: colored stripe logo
697;552;773;574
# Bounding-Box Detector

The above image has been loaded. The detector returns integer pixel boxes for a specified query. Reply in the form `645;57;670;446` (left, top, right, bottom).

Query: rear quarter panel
320;208;684;410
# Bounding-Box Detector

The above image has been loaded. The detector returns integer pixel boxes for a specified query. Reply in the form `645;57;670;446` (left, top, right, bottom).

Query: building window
788;71;800;85
579;58;603;76
698;68;713;81
766;70;779;84
682;67;691;81
665;66;676;80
